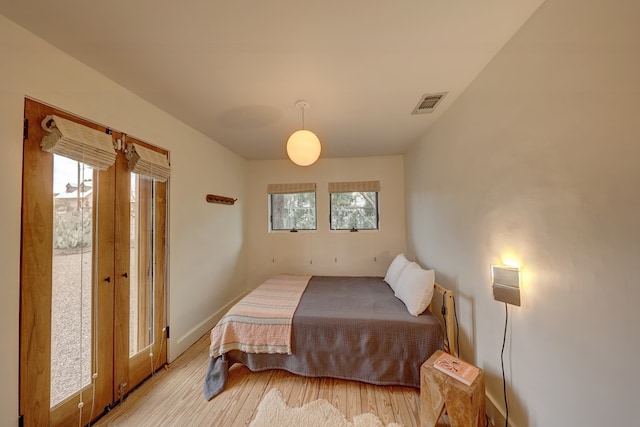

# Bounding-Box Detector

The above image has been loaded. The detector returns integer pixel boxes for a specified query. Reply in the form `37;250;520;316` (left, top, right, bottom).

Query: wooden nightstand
420;350;486;427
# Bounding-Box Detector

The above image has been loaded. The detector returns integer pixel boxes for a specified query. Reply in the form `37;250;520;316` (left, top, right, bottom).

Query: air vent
411;92;447;115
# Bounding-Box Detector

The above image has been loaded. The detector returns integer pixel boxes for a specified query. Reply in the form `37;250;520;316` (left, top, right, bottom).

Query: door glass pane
129;174;155;356
51;155;93;407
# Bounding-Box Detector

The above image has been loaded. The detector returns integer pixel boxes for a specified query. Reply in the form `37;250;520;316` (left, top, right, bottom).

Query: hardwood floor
93;333;451;426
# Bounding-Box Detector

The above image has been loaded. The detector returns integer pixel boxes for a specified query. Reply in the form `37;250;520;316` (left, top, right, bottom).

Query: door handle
104;277;111;283
122;272;128;278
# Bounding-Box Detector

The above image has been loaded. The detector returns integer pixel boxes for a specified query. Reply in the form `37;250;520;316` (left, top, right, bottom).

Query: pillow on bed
383;253;411;291
394;262;435;316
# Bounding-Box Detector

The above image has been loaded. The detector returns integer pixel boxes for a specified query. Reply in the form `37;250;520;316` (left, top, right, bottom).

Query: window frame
269;191;317;232
329;190;380;231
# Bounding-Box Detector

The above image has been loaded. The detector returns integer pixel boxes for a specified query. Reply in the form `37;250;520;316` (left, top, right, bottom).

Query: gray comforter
204;276;443;400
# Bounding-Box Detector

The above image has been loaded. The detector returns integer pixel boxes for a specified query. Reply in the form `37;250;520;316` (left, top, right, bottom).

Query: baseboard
485;392;519;427
169;291;248;361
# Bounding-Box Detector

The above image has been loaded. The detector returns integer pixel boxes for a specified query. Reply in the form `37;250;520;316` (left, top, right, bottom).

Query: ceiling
0;0;544;161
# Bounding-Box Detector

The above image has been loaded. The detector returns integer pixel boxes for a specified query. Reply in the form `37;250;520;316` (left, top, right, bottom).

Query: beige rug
249;388;403;427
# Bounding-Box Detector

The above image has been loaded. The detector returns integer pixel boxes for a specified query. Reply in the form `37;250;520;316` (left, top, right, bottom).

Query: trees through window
330;191;379;230
270;192;317;231
267;181;379;232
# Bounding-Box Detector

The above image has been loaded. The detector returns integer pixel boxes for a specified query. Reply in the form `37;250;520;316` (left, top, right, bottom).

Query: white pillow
383;253;411;292
395;262;435;316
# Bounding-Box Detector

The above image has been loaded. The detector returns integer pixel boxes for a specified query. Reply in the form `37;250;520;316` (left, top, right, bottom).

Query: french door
20;99;167;426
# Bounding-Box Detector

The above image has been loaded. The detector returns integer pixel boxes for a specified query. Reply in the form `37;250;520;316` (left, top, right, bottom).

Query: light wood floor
93;333;451;426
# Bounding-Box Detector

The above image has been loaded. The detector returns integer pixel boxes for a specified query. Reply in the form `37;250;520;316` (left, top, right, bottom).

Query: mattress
204;275;444;400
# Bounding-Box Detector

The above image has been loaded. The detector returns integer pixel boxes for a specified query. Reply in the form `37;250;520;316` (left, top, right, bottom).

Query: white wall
0;15;247;425
404;0;640;426
246;156;406;287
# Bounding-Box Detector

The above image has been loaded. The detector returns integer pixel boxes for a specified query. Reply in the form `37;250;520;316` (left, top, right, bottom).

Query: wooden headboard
429;282;457;356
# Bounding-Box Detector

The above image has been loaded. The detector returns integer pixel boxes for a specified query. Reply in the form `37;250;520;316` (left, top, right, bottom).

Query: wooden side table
420;350;486;427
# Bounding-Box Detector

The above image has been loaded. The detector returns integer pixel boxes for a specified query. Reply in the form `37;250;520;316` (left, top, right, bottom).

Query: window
330;192;379;230
268;183;316;231
270;192;316;231
329;181;380;231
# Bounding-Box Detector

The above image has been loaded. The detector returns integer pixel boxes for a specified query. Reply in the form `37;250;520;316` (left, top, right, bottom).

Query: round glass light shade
286;129;321;166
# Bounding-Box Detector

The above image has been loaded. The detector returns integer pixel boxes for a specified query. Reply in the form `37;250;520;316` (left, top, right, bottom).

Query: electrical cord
441;291;450;352
501;303;509;427
452;294;460;357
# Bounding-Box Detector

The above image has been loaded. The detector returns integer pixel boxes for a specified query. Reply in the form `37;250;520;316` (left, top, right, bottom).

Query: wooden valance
267;182;316;194
328;180;380;193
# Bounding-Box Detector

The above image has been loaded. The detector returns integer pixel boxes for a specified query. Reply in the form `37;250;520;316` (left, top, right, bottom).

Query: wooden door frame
19;99;168;426
20;99;116;426
115;136;168;397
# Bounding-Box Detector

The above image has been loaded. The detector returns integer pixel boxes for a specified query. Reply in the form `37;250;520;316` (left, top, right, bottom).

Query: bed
203;273;456;400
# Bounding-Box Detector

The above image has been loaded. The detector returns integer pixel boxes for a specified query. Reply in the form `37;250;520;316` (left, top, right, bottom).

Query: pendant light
286;100;321;166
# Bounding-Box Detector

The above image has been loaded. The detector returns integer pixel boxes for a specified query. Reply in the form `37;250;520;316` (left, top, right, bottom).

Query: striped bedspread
209;274;311;357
